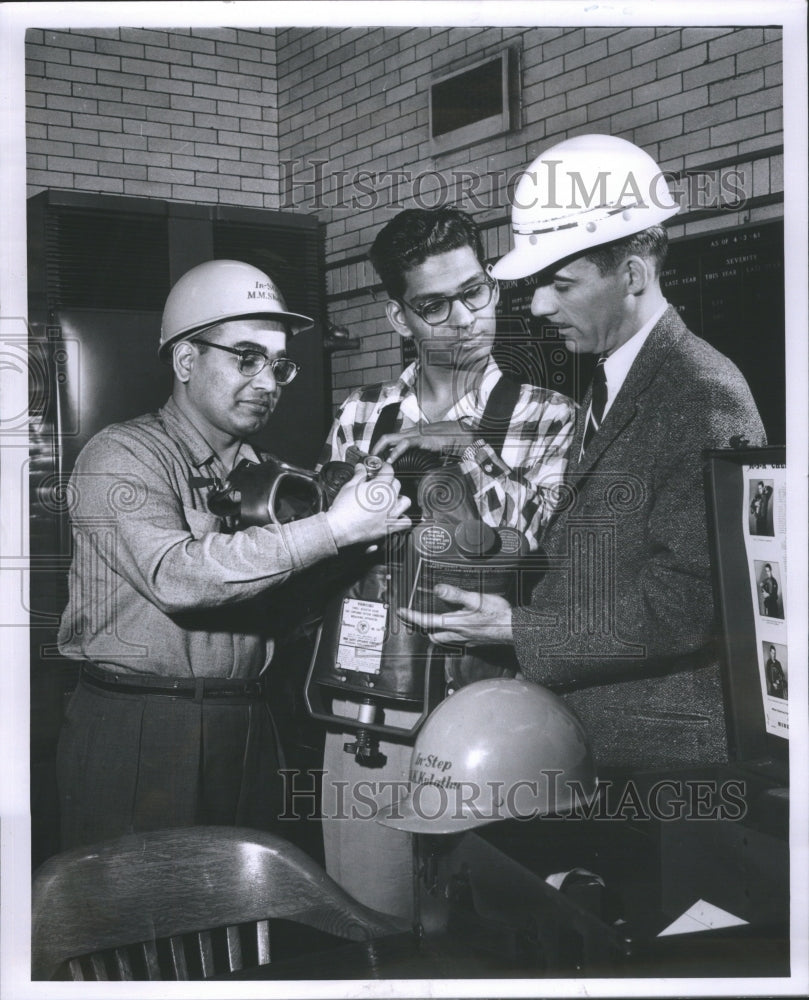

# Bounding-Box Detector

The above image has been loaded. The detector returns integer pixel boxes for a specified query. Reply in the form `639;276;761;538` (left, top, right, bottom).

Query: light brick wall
26;26;281;208
273;25;783;404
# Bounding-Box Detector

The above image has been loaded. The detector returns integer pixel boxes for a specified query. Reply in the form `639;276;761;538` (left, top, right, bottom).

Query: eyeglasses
400;274;497;327
191;339;300;384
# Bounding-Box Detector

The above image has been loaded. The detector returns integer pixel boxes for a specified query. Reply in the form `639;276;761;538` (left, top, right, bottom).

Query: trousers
56;671;285;851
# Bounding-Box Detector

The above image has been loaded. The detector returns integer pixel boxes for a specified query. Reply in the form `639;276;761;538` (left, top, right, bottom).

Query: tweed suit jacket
512;306;766;769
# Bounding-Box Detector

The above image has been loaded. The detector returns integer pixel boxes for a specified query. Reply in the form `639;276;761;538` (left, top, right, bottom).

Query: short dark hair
582;225;669;277
369;208;486;301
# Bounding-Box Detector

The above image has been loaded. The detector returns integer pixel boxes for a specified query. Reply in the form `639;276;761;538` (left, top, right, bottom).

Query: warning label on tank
416;525;453;556
336;598;388;674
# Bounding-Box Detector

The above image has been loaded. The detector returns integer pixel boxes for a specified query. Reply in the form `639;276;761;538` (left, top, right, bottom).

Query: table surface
219;922;790;981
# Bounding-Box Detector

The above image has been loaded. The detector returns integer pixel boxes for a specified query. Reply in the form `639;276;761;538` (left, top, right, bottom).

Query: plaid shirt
319;359;575;551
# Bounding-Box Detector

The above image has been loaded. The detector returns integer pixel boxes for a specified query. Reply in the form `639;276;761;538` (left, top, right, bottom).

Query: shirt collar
160;396;259;472
393;356;503;422
600;301;668;416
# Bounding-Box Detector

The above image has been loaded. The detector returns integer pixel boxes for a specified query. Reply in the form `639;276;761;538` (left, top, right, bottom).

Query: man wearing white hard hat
401;135;766;773
56;259;410;850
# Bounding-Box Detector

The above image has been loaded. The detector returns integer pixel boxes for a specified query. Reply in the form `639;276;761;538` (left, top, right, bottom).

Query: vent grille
45;208;170;311
213;222;324;327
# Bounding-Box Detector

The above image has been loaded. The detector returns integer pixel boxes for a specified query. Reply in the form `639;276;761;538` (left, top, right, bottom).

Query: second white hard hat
492;134;680;280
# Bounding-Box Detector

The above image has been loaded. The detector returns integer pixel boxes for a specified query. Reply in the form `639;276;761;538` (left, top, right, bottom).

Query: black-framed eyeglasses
400;274;497;327
191;339;300;384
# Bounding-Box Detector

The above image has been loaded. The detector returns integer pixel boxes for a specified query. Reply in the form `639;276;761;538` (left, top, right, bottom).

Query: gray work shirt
57;396;338;678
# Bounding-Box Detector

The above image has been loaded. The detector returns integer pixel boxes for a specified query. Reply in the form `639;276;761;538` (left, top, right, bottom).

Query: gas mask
207;456;356;530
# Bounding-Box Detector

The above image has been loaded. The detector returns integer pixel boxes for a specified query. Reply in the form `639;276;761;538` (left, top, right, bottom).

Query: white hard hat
377;678;597;834
159;259;314;360
492;134;680;280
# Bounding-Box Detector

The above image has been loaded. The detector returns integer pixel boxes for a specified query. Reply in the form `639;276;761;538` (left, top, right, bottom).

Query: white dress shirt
580;301;668;459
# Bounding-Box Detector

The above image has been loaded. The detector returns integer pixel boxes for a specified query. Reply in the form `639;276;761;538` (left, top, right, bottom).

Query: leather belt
80;663;265;701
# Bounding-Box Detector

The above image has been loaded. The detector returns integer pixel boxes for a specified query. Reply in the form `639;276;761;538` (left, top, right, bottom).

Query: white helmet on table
377;678;597;834
159;259;314;360
492;134;680;280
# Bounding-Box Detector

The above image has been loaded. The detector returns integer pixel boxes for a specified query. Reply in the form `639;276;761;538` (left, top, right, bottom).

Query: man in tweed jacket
401;136;766;772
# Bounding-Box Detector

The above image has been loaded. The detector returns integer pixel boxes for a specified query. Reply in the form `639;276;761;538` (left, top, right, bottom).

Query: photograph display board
704;447;789;774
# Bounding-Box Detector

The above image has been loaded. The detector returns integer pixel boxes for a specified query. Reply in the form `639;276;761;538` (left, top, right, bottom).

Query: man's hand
397;584;514;646
371;421;477;464
325;462;410;548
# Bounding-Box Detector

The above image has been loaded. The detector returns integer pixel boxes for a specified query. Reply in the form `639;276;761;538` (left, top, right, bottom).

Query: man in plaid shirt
319;208;575;551
318;208;575;920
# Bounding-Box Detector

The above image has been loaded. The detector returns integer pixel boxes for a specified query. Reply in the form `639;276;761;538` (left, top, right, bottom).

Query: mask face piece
207;457;355;529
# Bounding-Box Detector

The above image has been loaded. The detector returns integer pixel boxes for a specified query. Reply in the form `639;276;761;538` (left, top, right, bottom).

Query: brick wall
25;26;281;208
26;24;783;403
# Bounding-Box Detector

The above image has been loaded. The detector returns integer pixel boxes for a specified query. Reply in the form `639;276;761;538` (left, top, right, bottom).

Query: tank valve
343;698;387;767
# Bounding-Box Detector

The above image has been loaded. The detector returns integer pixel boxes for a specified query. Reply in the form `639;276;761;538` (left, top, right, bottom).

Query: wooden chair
32;826;408;980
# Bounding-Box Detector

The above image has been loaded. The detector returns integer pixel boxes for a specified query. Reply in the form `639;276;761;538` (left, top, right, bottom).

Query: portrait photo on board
763;641;788;700
748;478;775;536
755;559;785;620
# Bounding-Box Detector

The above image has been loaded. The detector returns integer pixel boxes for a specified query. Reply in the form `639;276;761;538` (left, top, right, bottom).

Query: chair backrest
32;826;406;980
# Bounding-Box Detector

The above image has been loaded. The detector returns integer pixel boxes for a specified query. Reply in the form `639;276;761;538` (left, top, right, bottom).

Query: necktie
582;356;607;453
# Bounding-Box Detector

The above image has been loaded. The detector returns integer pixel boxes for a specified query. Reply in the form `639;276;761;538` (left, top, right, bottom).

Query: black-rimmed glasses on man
191;339;300;384
399;274;497;327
